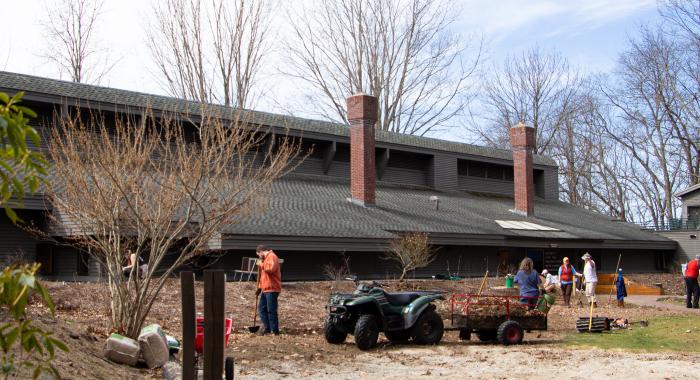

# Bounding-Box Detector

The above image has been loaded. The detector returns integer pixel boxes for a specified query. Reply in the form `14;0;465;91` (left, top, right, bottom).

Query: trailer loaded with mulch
447;294;553;345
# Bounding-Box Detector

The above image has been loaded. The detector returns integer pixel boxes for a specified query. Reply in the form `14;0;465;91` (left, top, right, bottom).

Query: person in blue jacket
515;257;541;308
616;268;627;307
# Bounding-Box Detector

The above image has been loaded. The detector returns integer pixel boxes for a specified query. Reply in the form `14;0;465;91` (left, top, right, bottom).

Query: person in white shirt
540;269;559;293
582;252;598;307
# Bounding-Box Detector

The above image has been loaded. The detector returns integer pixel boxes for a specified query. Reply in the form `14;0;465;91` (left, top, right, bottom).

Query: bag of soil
138;324;169;369
103;333;141;367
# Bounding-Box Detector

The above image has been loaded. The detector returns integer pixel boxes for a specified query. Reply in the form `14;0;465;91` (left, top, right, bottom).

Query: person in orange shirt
684;255;700;309
256;244;282;335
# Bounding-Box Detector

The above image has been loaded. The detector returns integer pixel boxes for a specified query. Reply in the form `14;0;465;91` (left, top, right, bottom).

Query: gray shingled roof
0;71;556;166
225;174;671;246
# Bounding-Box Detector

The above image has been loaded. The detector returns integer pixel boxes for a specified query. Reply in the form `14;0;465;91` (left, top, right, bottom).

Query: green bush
0;263;67;379
0;91;48;222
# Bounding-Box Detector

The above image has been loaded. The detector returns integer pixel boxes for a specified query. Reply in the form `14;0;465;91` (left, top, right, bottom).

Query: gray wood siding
659;231;699;262
681;191;700;220
381;167;428;186
293;156;325;176
458;175;514;196
326;161;351;178
543;166;559;200
0;214;37;265
431;154;458;191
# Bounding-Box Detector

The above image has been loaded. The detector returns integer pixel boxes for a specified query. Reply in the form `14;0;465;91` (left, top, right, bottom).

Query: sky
0;0;662;143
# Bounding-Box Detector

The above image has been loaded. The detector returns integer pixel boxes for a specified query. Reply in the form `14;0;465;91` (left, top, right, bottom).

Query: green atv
324;276;445;350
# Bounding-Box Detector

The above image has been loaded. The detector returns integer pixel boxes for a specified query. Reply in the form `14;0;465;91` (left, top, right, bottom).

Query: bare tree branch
45;106;300;337
284;0;480;136
146;0;272;108
42;0;114;83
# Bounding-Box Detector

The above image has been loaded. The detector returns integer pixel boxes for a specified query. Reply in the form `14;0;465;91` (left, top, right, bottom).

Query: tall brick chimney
509;122;535;216
347;93;378;207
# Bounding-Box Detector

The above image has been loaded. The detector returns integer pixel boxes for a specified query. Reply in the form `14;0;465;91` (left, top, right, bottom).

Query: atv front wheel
354;314;379;350
411;310;444;345
385;329;411;343
324;316;348;344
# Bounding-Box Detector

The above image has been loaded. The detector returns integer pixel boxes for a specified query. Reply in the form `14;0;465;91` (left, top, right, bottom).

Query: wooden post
203;270;225;379
180;271;196;380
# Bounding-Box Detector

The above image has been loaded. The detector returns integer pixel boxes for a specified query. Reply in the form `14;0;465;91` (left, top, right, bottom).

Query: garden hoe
248;263;261;334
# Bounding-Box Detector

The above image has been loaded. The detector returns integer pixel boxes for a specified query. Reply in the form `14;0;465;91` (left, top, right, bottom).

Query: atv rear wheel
385;329;411;343
324;316;348;344
411;310;444;345
477;329;497;342
354;314;379;350
497;320;523;345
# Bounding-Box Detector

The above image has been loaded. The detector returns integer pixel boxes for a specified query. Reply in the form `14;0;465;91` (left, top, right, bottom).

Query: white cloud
459;0;656;42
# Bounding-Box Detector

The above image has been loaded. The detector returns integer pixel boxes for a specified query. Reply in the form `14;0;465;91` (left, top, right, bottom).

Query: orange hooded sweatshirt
259;250;281;293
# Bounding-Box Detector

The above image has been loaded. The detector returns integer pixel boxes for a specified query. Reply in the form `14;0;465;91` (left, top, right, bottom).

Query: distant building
655;184;700;265
0;71;676;280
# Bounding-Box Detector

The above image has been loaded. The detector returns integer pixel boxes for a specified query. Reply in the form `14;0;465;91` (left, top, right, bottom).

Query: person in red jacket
256;244;282;335
685;255;700;309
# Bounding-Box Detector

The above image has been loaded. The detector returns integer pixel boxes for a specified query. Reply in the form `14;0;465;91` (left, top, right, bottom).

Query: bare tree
383;232;436;281
476;46;581;155
285;0;480;136
46;107;299;338
42;0;113;83
147;0;271;108
658;0;700;185
599;27;686;228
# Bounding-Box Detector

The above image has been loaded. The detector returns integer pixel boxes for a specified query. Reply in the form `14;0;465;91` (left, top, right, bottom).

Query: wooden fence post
180;271;196;380
203;270;225;379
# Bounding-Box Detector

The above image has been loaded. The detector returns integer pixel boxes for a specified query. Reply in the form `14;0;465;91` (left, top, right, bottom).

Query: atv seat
384;291;422;306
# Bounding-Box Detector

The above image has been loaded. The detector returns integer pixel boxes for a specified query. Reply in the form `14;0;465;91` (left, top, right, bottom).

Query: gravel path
238;342;700;380
626;295;698;311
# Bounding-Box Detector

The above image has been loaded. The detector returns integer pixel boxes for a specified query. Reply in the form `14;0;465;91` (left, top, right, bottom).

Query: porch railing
634;217;700;232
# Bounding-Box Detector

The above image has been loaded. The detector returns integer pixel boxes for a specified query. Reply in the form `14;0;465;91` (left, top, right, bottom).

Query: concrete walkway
626;295;699;311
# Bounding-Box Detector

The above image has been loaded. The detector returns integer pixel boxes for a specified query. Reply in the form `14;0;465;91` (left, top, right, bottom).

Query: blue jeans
258;292;280;333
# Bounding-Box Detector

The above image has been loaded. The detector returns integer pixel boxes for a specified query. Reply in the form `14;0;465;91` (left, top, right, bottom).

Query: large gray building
0;71;677;280
656;184;700;264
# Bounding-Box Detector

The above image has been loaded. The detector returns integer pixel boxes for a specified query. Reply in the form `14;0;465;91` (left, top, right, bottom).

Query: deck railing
634;217;700;232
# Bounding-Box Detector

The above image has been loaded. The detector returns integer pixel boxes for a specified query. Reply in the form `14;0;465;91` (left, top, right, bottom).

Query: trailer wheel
477;329;497;342
225;356;234;380
497;320;523;345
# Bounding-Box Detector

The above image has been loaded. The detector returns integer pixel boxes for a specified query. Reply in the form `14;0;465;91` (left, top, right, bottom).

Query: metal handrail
633;217;700;231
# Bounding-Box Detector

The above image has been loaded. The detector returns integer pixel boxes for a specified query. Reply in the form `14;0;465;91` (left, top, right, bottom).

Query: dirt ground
23;274;700;379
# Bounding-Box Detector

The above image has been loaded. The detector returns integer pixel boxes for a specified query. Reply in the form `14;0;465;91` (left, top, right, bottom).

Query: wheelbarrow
195;316;235;379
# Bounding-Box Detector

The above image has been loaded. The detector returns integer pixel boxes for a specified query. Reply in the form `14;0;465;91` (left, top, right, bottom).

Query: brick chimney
509;123;535;216
347;93;378;207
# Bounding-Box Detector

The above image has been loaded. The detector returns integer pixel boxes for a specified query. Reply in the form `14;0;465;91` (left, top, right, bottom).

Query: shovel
248;263;262;333
248;292;260;333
